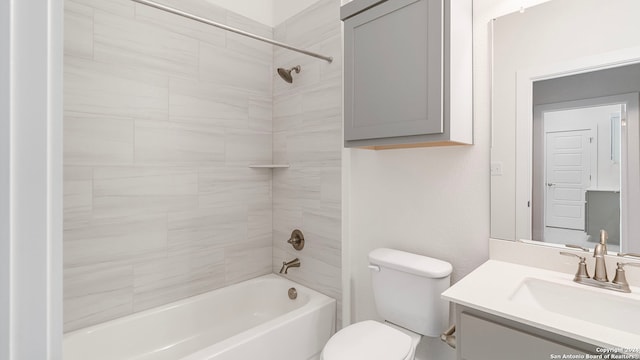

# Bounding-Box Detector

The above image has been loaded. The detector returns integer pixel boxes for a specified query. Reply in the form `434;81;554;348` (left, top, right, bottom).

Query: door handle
547;183;555;187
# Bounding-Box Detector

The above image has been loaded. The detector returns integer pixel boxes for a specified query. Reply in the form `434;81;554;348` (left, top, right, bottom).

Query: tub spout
280;258;300;274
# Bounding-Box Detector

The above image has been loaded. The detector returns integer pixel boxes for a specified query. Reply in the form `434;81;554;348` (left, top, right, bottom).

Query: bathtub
64;274;336;360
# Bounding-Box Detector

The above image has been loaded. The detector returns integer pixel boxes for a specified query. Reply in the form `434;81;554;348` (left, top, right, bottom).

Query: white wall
0;1;10;357
0;1;11;359
344;1;551;359
203;0;274;26
346;147;489;360
273;0;324;26
2;0;64;359
203;0;323;27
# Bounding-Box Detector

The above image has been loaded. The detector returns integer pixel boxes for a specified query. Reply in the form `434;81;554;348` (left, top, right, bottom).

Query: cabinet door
343;0;443;141
460;313;588;360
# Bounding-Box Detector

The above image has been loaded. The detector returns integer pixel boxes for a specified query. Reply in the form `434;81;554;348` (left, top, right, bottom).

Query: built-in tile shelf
248;164;290;169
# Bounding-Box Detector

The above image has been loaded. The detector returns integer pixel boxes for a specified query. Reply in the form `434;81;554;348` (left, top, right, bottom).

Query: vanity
443;254;640;360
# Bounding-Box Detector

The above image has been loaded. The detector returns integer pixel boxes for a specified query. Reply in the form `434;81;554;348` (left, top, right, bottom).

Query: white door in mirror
544;129;593;230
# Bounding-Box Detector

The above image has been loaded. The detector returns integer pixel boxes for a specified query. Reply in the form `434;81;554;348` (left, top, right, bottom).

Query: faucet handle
617;252;640;259
617;262;640;269
560;251;590;280
565;244;590;252
560;251;586;261
611;262;640;292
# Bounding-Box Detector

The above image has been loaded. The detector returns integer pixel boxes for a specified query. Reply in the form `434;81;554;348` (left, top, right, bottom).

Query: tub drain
288;287;297;300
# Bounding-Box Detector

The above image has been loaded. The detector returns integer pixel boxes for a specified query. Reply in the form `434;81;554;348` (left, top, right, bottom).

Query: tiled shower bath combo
63;0;342;358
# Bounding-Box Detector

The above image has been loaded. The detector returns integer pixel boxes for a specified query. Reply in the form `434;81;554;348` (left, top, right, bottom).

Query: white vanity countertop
442;260;640;351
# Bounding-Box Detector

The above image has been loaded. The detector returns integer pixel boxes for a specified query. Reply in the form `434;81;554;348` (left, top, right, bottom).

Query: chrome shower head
277;65;301;84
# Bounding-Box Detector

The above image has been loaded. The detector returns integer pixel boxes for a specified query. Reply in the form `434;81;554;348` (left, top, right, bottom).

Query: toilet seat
321;320;413;360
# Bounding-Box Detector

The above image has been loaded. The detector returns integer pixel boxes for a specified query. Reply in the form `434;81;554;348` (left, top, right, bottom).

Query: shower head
277;65;301;84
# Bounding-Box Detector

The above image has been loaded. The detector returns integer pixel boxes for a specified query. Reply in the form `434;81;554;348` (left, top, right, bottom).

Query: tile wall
64;0;342;333
271;0;343;326
63;0;275;331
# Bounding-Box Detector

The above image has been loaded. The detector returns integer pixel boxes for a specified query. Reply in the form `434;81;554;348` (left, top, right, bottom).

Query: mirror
533;99;624;248
490;0;640;253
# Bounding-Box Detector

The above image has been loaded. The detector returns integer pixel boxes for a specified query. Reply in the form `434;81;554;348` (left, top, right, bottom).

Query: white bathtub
64;274;336;360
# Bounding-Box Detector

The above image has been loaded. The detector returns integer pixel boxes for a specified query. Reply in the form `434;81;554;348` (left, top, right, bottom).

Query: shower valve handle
287;229;305;250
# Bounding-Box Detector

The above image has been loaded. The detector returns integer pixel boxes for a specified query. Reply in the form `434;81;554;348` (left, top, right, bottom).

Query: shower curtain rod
131;0;334;63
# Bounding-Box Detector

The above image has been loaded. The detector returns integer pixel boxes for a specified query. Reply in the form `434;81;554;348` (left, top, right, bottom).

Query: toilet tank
369;248;452;337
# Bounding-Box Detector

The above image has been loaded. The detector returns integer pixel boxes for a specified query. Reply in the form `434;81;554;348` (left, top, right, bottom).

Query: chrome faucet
279;258;300;274
561;230;640;293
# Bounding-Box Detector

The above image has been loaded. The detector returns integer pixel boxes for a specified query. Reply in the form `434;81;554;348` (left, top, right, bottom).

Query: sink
510;278;640;333
443;260;640;350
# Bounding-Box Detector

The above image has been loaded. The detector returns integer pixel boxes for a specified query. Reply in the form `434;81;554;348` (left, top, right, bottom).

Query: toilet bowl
320;248;452;360
320;320;421;360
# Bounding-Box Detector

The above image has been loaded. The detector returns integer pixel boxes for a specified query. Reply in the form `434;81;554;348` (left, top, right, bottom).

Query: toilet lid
322;320;412;360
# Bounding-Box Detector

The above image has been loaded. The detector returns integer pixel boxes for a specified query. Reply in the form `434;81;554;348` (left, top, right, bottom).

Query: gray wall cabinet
341;0;472;149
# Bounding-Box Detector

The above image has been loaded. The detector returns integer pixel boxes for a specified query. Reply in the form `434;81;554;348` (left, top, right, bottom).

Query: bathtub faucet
280;258;300;274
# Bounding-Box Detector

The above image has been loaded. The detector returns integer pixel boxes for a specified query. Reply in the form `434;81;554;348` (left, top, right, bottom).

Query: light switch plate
490;162;503;176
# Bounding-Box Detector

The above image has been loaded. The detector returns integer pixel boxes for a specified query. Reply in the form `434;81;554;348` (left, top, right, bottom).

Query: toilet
321;248;452;360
